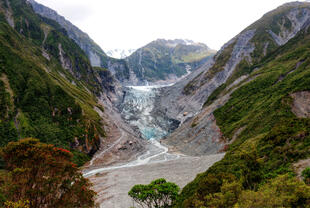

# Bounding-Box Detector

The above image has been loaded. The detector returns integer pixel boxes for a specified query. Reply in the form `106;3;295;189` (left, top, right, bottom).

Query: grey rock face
156;30;255;122
58;43;72;72
4;0;14;28
291;91;310;118
163;73;252;156
268;8;310;45
89;51;101;67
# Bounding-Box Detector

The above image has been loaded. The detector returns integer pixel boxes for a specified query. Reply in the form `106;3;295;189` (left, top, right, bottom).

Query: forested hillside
0;0;112;206
0;0;107;166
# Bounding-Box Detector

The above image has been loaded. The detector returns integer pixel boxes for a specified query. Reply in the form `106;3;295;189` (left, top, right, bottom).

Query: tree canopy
0;138;96;208
128;178;179;208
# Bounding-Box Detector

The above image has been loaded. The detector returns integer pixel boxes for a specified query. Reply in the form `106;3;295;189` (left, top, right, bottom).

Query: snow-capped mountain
106;49;136;59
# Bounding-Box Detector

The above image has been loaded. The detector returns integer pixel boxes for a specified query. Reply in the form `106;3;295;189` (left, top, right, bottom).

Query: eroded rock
291;91;310;118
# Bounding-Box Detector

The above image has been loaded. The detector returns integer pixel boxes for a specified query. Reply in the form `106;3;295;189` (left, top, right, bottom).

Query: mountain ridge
28;0;216;85
28;0;110;68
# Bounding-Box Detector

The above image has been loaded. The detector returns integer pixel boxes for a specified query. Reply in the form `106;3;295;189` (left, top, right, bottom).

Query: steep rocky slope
28;0;110;68
158;2;310;156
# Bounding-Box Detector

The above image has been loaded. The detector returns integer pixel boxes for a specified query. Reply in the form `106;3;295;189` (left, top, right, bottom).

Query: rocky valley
1;0;310;208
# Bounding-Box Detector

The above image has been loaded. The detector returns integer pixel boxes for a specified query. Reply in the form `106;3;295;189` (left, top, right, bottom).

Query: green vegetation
10;0;45;45
236;174;310;208
0;26;98;164
128;178;180;208
0;138;96;207
179;11;310;208
302;167;310;185
173;44;215;64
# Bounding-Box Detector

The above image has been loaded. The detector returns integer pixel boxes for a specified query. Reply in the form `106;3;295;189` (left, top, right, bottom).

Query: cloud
59;4;94;22
35;0;94;22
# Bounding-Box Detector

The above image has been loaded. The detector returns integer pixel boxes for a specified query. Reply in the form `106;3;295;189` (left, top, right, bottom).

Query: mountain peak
153;39;208;48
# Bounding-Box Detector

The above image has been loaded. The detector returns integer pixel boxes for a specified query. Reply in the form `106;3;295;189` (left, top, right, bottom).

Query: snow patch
106;48;136;59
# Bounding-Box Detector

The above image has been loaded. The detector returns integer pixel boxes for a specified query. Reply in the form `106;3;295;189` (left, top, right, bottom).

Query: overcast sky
35;0;298;51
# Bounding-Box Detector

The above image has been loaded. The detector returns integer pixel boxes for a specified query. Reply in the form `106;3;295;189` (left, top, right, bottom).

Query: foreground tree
128;178;179;208
0;138;96;208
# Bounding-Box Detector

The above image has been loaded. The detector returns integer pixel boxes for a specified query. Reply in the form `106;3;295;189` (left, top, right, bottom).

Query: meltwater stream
84;84;179;177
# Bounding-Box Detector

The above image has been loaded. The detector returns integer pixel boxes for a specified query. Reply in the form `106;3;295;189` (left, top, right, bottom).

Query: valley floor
82;85;225;207
87;152;224;208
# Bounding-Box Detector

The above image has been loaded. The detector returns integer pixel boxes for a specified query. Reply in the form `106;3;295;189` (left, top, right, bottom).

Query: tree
0;138;96;208
128;178;180;208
